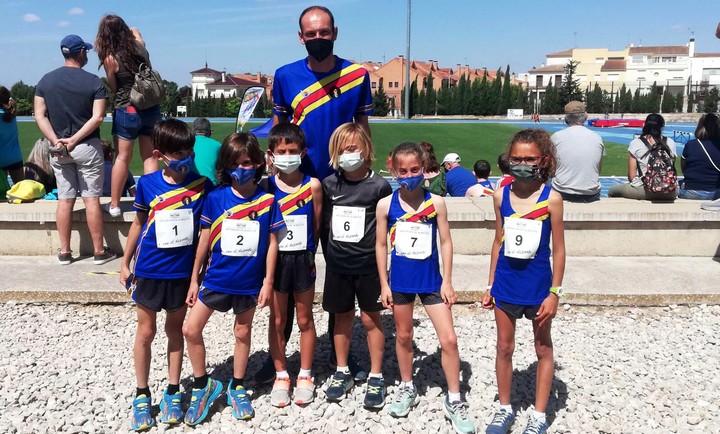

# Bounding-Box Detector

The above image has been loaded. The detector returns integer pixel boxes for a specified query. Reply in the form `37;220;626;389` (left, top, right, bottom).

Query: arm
272;114;287;126
535;190;565;328
482;188;504;309
186;227;210;306
354;114;371;138
120;213;147;286
375;197;392;309
102;55;119;94
311;177;323;251
58;98;106;151
131;27;145;46
258;232;279;308
627;152;638;182
434;196;457;307
598;142;604;175
33;96;60;146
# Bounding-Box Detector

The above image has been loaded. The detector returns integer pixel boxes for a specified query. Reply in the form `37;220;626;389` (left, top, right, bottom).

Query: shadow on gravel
510;361;568;425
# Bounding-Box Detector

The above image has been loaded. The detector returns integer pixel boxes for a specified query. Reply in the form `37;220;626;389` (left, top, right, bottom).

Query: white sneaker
102;204;122;217
701;198;720;211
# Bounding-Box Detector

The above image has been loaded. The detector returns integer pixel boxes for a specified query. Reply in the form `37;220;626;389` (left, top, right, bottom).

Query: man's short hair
473;159;491;179
299;5;335;30
193;117;212;136
268;123;306;151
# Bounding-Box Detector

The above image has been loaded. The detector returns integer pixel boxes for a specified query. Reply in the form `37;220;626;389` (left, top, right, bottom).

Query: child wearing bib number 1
182;133;285;426
376;142;476;434
119;119;213;431
482;129;565;434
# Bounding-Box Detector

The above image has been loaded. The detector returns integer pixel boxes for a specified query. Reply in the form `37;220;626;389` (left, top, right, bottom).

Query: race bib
155;209;194;248
503;217;542;259
394;221;432;260
279;215;307;251
221;219;260;257
332;206;365;243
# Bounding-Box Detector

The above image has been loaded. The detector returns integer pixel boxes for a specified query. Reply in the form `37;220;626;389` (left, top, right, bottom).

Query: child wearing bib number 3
482;129;565;434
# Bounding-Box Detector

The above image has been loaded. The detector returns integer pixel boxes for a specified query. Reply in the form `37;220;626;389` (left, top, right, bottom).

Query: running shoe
129;394;155;431
270;377;291;408
387;384;418;417
253;356;276;385
184;378;222;426
293;376;316;405
485;408;515;434
227;383;254;420
328;353;368;382
443;395;475;434
363;376;385;409
701;198;720;211
325;371;354;402
158;388;183;424
522;415;549;434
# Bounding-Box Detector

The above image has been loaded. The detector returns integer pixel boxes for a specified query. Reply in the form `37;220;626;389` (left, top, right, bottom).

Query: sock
400;381;414;390
136;387;151;398
166;384;180;395
230;377;244;390
275;370;289;380
336;365;350;374
500;404;513;413
193;375;208;390
368;372;383;379
533;411;546;423
299;368;312;378
447;391;461;403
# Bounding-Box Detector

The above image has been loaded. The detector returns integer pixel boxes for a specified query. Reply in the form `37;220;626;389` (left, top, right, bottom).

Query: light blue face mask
166;155;194;174
338;152;364;172
226;167;256;184
397;173;425;192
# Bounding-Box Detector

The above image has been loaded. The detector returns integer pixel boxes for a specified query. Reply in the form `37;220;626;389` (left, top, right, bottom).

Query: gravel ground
0;302;718;434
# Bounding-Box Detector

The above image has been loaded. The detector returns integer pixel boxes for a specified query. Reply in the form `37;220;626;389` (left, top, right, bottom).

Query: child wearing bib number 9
482;129;565;434
375;142;476;434
182;133;285;426
119;119;213;431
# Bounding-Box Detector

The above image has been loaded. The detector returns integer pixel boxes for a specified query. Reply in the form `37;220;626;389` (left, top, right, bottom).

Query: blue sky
2;0;719;89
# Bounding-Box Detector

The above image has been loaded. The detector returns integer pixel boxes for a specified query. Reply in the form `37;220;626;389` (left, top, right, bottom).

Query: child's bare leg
134;305;157;389
425;303;460;393
532;319;554;413
165;306;187;386
182;300;214;378
233;307;256;380
360;310;384;374
333;310;355;367
494;306;517;405
269;291;288;372
295;288;317;372
392;303;415;382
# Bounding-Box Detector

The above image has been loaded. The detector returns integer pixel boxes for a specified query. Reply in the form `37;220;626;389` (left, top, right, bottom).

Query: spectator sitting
442;152;477;197
24;138;57;193
0;86;23;184
679;113;720;200
420;141;446;196
190;117;221;185
101;140;135;197
494;153;514;190
465;159;495;197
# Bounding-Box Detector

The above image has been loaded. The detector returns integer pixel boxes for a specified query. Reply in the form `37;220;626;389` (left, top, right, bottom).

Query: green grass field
15;121;632;176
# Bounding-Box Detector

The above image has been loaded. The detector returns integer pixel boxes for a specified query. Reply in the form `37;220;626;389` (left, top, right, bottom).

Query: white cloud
68;7;84;16
58;20;70;27
23;13;41;23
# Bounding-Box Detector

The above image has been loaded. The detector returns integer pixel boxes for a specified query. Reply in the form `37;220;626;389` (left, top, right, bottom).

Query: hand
535;293;559;328
119;263;131;288
440;282;457;307
481;288;494;309
257;283;273;309
57;137;79;152
380;285;393;310
186;282;199;307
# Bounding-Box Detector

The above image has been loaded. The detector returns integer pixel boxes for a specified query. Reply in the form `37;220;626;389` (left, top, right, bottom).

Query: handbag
129;63;165;110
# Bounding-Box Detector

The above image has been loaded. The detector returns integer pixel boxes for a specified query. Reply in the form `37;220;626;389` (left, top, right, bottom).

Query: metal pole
404;0;411;120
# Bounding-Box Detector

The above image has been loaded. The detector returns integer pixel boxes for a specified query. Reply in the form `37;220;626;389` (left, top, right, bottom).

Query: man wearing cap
550;101;604;202
190;117;221;185
442;152;477;197
34;35;114;265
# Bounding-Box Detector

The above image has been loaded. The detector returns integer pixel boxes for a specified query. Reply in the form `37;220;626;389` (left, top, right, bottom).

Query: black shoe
93;247;117;265
253;355;276;385
363;376;385;409
57;250;73;265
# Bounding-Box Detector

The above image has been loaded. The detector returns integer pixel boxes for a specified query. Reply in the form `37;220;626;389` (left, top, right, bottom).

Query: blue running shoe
184;378;223;426
130;394;155;431
227;382;254;420
158;388;183;424
522;415;549;434
325;371;354;402
443;395;476;434
363;377;386;409
485;408;515;434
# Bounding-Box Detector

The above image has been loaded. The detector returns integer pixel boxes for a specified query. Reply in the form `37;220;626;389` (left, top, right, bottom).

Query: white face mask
338;152;364;172
273;154;302;174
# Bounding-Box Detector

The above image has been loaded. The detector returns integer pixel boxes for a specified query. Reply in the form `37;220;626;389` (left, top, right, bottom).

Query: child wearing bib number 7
376;142;476;434
482;129;565;434
182;133;285;426
119;119;213;431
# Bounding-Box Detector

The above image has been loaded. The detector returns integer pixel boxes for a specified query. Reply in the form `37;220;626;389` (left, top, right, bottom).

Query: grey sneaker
325;371;353;402
94;247;117;265
701;198;720;211
388;384;418;417
522;415;549;434
485;408;515;434
443;395;475;434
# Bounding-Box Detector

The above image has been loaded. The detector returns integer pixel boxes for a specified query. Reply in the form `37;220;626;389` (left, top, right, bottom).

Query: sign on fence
507;109;524;119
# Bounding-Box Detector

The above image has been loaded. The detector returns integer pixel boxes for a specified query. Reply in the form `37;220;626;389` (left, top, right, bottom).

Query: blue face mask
398;173;425;192
226;167;256;185
166;155;194;174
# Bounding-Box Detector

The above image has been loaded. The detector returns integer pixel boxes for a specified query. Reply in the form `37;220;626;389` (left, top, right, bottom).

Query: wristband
549;286;564;298
485;285;492;290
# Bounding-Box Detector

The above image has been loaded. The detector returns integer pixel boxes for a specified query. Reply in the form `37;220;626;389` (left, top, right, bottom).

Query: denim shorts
112;105;162;141
678;187;715;200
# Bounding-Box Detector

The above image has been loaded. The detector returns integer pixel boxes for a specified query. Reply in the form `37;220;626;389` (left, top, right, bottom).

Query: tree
477;72;491;115
372;81;390;117
630;88;642;113
587;83;604;113
618;84;632;113
540;79;562;114
674;89;684;113
436;86;452;115
661;87;675;113
487;69;502;115
424;73;437;115
703;87;720;113
687;91;694;113
559;60;583;105
161;80;180;117
10;81;35;115
469;77;482;115
497;65;512;115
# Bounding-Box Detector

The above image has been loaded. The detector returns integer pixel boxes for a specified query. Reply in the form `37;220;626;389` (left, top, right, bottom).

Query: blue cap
60;35;92;54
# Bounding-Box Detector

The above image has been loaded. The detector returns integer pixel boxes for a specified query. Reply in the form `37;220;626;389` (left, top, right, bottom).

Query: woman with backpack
678;113;720;200
608;113;677;201
95;15;161;217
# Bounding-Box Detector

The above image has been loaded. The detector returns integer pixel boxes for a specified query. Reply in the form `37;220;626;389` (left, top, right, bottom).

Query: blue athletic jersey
132;171;211;279
200;185;285;295
267;174;316;252
387;190;442;293
492;184;553;305
272;57;374;180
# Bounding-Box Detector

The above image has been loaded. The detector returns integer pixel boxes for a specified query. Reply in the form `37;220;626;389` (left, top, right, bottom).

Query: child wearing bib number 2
376;142;476;434
182;133;285;426
482;129;565;434
120;119;213;431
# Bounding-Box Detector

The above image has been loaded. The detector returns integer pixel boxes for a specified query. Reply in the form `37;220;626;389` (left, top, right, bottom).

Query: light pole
404;0;411;120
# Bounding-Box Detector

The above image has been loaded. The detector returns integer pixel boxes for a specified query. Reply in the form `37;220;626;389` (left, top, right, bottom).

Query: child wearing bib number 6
482;129;565;434
182;133;285;426
376;142;476;434
120;119;212;431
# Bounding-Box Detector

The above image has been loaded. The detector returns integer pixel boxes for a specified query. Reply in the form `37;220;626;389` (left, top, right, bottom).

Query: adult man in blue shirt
443;153;477;197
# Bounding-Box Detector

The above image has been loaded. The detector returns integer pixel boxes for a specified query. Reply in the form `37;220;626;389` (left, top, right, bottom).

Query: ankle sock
368;372;383;379
533;411;546;423
400;381;414;390
500;404;513;413
230;377;244;390
166;384;180;395
299;368;312;378
336;365;350;374
136;387;151;398
276;370;289;380
447;391;461;403
193;375;209;390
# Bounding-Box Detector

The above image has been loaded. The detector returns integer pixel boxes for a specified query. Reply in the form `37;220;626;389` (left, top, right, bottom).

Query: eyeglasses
509;156;544;165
